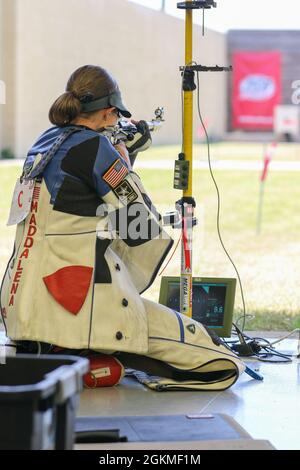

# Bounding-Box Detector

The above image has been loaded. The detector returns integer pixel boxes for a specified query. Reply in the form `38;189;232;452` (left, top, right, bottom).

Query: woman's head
49;65;130;128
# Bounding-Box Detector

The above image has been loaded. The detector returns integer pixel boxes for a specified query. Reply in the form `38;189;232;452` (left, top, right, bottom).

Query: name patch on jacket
7;178;35;226
102;158;128;189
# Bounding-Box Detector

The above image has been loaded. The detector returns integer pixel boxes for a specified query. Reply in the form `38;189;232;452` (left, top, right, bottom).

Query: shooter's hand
126;120;152;166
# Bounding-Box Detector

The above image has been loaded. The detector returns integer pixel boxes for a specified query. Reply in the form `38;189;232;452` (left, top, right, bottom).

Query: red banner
232;52;281;130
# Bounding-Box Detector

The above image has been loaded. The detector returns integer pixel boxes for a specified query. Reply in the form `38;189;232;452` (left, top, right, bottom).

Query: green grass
1;160;300;331
147;142;300;161
138;166;300;331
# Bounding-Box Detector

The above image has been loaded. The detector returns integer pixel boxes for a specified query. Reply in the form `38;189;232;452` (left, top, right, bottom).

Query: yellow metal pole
183;7;193;197
180;1;194;318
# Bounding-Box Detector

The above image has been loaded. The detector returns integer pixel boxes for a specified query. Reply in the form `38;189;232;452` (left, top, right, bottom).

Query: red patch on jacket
43;265;93;315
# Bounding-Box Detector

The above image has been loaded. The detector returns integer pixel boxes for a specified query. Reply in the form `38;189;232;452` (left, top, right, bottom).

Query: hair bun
66;91;79;100
49;91;81;126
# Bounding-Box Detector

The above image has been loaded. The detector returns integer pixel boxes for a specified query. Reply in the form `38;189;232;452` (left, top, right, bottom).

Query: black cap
80;90;131;118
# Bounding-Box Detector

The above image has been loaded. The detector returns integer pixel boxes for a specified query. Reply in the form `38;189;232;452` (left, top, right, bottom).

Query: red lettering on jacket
24;237;34;248
31;200;38;213
29;213;37;226
8;190;40;309
20;248;29;259
27;225;37;237
16;260;23;271
18;190;24;208
13;270;22;283
10;283;19;295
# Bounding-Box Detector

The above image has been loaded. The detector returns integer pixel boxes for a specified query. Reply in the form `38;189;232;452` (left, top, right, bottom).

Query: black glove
125;120;152;166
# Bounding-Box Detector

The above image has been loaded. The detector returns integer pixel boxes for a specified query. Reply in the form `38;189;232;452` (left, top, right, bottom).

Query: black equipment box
0;354;88;450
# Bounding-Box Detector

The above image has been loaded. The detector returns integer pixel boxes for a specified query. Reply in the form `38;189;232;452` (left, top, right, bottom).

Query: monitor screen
167;282;227;328
159;276;236;337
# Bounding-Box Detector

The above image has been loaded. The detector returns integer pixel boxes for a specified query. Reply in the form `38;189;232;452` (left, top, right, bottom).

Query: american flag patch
102;159;129;189
33;185;41;201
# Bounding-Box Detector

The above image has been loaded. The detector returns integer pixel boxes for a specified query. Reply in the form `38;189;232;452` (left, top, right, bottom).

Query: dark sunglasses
112;108;121;118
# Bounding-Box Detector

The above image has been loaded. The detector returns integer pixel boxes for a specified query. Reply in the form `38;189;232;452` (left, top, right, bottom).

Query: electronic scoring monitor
159;276;236;338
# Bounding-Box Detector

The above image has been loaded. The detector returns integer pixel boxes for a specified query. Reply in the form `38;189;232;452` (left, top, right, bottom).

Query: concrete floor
1;330;299;449
78;337;300;450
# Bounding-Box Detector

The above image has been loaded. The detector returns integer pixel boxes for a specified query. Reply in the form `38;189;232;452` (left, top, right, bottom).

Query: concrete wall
0;0;17;153
0;0;3;150
1;0;227;157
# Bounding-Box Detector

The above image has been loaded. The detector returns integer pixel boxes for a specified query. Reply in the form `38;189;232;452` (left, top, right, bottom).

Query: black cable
233;329;273;348
181;70;184;153
259;346;293;361
246;336;273;347
226;318;293;363
246;353;290;363
253;351;292;363
232;322;247;344
235;314;255;330
230;323;292;362
195;69;247;332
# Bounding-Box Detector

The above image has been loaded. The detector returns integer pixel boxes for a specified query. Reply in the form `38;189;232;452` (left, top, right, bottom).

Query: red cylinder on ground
83;355;125;388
